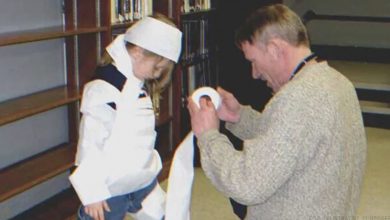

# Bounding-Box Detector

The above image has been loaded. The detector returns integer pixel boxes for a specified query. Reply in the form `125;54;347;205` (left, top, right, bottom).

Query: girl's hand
84;200;111;220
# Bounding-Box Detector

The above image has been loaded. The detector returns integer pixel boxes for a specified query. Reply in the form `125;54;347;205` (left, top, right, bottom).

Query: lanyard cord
288;53;317;80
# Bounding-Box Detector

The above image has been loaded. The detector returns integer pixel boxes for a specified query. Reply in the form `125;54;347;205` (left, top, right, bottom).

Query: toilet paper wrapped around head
124;17;183;63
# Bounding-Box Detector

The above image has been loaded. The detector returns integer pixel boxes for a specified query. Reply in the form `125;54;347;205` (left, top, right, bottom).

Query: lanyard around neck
289;53;317;80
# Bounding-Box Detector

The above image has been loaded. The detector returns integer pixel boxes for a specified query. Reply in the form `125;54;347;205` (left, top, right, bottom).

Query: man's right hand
216;87;241;123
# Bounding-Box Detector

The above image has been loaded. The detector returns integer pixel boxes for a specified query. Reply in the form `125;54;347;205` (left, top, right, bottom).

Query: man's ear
267;38;285;60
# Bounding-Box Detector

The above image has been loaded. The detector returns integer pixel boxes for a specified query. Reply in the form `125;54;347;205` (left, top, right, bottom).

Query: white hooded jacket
69;52;162;206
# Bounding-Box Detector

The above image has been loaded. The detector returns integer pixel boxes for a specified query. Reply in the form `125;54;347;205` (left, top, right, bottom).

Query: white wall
284;0;390;48
0;0;71;218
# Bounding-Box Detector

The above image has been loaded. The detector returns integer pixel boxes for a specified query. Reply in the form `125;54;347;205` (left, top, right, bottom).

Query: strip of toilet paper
165;87;220;220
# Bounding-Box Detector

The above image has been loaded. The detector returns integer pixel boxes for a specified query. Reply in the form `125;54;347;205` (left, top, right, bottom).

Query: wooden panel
153;0;169;16
100;0;111;27
155;122;172;160
155;89;172;126
63;0;75;30
77;0;97;28
172;66;183;147
78;34;99;87
0;86;81;126
0;26;108;47
99;0;112;48
100;31;111;54
65;32;79;148
0;143;76;202
153;0;181;23
67;103;80;144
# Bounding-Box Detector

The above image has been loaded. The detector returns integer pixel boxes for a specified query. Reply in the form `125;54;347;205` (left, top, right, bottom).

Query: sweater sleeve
69;80;118;205
225;105;264;140
197;92;320;205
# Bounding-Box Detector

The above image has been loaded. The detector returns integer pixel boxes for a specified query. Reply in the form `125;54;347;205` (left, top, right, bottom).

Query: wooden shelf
111;21;136;29
0;143;76;202
0;26;109;46
0;86;81;126
181;8;217;18
10;159;173;220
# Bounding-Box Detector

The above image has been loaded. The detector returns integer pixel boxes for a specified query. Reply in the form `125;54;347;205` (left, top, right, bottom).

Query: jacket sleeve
69;80;118;205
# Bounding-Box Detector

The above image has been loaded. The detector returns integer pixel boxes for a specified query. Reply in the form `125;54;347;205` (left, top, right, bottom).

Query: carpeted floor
125;127;390;220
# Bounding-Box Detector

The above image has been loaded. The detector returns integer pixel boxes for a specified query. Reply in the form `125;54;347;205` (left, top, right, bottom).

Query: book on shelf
182;18;214;63
111;0;153;24
182;0;212;13
184;60;215;96
180;10;219;102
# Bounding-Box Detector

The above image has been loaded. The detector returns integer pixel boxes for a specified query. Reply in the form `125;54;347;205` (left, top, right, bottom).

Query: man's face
241;41;279;92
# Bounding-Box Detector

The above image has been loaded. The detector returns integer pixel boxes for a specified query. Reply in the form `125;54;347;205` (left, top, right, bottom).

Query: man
187;4;367;220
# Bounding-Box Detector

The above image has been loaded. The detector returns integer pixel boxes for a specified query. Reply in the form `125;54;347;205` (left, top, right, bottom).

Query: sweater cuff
197;129;221;148
225;105;251;132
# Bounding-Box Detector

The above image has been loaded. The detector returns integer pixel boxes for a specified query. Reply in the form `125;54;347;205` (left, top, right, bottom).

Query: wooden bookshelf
0;26;108;47
0;0;186;218
0;86;81;126
0;0;107;218
0;143;76;202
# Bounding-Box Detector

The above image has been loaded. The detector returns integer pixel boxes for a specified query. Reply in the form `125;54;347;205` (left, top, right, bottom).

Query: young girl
69;14;182;220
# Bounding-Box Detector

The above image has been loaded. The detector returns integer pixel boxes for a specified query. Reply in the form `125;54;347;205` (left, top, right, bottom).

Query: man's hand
216;87;241;123
187;96;220;137
84;200;111;220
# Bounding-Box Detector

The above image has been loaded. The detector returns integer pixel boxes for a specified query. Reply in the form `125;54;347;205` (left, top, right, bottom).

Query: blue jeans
78;179;159;220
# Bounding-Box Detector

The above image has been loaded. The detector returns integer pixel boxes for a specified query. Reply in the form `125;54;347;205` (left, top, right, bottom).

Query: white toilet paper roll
191;87;221;109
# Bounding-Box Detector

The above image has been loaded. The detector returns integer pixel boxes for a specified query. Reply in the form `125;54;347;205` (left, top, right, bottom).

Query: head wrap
124;17;182;63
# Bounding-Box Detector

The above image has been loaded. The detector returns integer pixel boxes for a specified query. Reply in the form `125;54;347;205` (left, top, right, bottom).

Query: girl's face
132;48;171;81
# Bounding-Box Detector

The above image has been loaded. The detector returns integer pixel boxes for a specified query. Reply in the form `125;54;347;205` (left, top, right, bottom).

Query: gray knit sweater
197;62;367;220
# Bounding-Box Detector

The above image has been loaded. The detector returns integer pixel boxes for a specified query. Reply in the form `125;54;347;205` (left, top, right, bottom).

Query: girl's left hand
84;200;111;220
